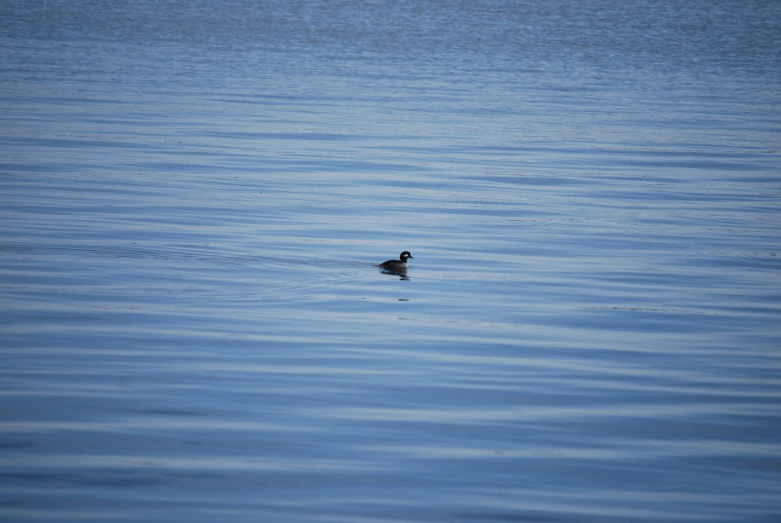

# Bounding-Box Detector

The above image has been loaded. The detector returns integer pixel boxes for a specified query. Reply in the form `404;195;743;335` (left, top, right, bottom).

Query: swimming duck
379;251;413;271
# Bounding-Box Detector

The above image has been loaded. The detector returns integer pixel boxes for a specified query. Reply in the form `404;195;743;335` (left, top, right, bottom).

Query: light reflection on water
2;0;781;521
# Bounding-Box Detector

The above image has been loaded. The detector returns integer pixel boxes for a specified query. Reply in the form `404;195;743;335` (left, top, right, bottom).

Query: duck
379;251;413;271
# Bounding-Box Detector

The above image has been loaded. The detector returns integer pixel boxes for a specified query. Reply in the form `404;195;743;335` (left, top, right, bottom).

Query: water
2;1;781;521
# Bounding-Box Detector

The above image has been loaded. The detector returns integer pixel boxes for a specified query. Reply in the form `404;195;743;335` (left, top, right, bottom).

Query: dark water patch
0;471;171;489
0;439;36;450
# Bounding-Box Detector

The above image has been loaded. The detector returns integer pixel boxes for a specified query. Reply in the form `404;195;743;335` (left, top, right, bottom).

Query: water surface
1;1;780;521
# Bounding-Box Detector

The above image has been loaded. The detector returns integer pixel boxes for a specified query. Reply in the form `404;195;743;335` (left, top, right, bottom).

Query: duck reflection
381;266;410;280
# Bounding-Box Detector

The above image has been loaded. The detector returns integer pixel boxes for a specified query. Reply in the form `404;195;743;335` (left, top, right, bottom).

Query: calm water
2;1;781;521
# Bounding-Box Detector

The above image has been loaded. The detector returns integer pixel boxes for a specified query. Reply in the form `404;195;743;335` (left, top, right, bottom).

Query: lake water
1;1;780;521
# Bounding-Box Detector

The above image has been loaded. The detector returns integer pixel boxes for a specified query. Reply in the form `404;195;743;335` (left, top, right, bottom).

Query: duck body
379;251;413;271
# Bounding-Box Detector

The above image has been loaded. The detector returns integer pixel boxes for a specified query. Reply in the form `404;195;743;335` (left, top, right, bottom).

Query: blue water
2;1;781;521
